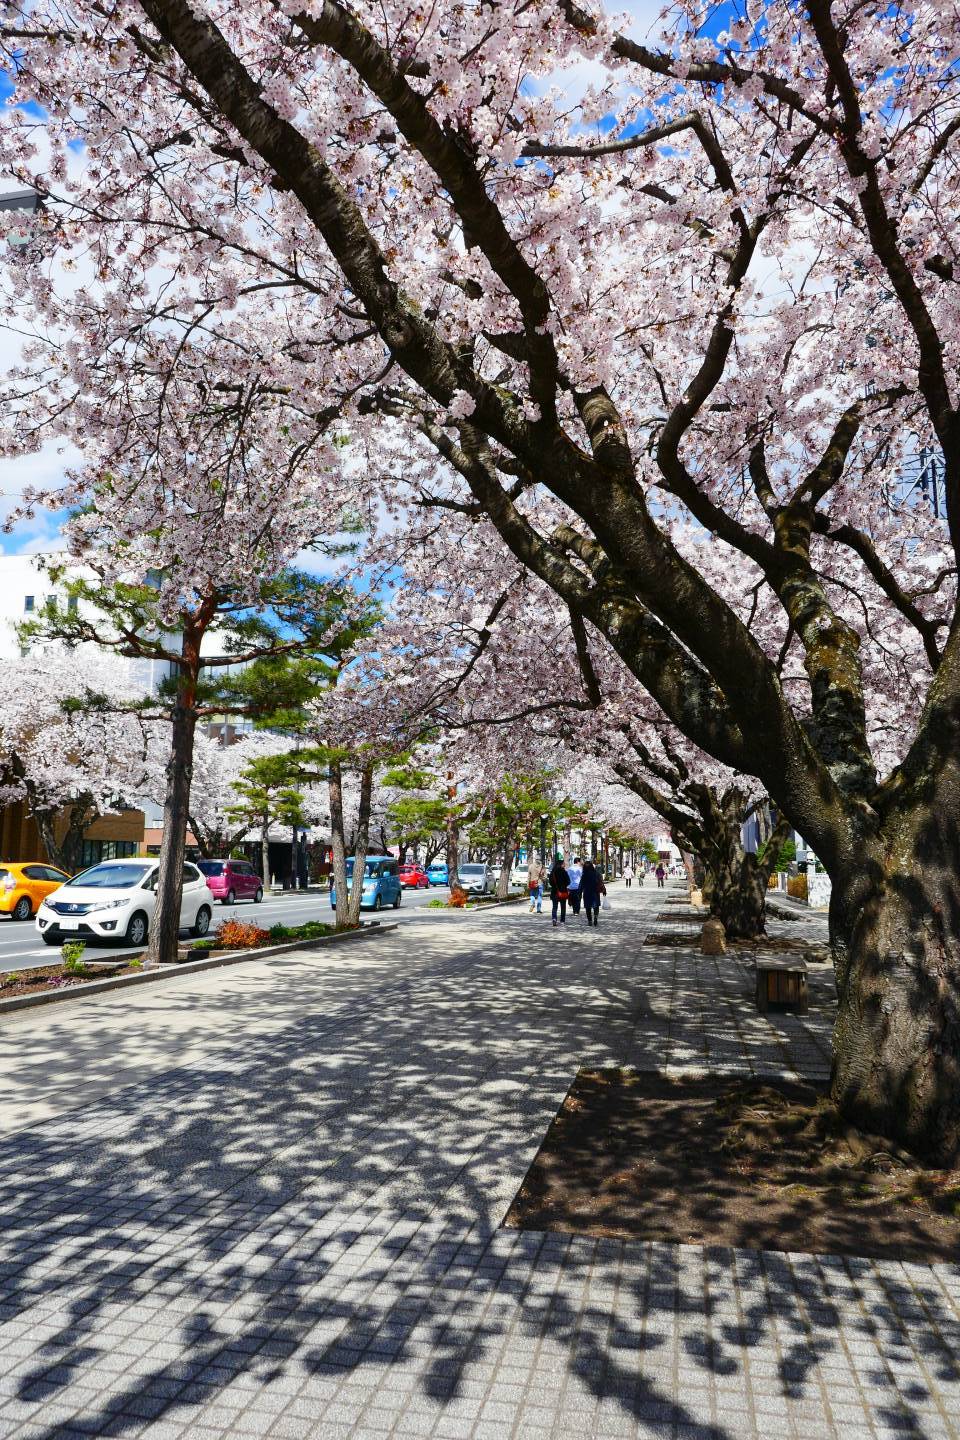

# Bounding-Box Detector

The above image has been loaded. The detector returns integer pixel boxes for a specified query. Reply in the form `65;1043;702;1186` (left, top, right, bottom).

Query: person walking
548;853;570;927
655;863;666;889
527;855;545;913
580;858;605;926
567;855;583;916
623;862;634;888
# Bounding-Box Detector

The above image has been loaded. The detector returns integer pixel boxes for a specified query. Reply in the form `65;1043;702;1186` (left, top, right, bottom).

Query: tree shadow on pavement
1;898;956;1439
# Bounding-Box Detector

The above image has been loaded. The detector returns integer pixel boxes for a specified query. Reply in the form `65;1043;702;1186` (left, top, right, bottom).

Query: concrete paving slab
1;886;957;1440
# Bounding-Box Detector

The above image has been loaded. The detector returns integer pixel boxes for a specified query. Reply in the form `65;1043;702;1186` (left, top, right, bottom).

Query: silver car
457;863;492;896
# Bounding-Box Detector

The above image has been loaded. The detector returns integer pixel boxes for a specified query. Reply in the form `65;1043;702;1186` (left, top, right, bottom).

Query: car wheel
393;891;402;909
226;888;236;906
42;932;61;946
373;894;382;911
191;904;211;938
12;896;32;922
125;911;148;947
254;886;263;903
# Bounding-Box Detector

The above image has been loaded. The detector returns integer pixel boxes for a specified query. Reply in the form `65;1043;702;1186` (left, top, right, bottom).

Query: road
0;882;449;973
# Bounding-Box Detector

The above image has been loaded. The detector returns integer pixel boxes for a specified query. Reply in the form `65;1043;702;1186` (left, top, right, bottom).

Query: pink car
197;859;264;905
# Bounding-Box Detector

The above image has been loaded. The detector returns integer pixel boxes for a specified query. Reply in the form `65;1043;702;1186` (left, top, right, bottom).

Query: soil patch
0;961;142;999
504;1069;960;1261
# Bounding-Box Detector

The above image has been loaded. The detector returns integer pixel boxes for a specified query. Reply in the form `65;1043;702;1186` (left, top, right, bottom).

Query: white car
36;858;213;948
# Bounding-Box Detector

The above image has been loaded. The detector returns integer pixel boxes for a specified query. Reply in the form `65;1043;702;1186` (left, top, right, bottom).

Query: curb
417;895;528;917
0;923;398;1018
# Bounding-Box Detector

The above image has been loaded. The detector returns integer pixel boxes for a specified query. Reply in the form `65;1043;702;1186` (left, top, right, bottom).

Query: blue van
426;862;449;886
330;855;402;911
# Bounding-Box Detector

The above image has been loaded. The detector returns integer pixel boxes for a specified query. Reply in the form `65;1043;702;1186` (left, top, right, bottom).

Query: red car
398;863;430;889
197;859;264;905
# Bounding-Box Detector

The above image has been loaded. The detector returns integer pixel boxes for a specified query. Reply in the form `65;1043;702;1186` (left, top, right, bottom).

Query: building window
23;595;34;613
67;595;78;613
80;839;138;868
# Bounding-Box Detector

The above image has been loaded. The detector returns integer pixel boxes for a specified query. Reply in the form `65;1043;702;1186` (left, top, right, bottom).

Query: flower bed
187;917;339;956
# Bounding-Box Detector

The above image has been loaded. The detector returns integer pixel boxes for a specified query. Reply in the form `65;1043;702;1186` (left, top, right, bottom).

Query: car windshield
460;865;485;876
345;859;388;877
66;863;153;889
197;861;225;876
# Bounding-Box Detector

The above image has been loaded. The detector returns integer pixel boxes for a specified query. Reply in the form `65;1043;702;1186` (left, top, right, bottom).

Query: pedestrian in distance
655;863;666;889
567;855;583;916
527;855;545;913
623;862;634;888
549;853;570;927
580;858;605;926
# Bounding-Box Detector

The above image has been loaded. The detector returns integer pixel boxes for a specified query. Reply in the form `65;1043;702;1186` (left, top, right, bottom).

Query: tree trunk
31;793;94;874
328;761;351;930
701;813;790;940
347;763;374;927
146;700;197;965
446;771;461;892
33;807;67;873
497;828;515;898
261;813;270;885
829;825;960;1165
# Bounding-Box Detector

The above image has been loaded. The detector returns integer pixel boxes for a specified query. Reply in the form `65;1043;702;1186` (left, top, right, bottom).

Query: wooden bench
755;955;808;1013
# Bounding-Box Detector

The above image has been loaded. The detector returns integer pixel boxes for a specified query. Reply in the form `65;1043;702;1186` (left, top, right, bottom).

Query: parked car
398;863;430;889
0;862;70;921
197;858;264;905
457;863;492;896
426;862;449;886
330;856;402;911
36;858;213;947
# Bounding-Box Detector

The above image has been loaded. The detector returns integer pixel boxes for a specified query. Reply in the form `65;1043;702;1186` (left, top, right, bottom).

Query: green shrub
127;957;143;971
427;898;446;908
3;972;19;986
267;920;335;943
61;942;88;975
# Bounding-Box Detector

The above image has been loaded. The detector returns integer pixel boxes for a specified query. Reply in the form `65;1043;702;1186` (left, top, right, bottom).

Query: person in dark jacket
580;859;605;926
549;854;570;927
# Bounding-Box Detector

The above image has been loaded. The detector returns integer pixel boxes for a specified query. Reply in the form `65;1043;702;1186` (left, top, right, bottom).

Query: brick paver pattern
1;884;958;1439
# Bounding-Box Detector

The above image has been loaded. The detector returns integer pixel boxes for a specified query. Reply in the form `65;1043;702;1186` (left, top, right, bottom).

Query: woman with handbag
548;854;570;927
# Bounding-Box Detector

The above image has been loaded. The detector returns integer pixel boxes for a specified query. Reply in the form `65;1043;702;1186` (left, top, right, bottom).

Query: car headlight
92;899;130;911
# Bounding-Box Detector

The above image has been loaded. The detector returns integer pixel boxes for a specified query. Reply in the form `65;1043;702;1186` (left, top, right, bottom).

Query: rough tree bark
260;814;270;886
446;770;461;893
346;762;374;926
146;694;197;965
496;828;515;898
33;796;96;875
328;760;351;930
827;784;960;1163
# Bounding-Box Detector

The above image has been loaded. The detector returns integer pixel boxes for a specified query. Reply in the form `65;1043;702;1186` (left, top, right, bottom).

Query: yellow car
0;862;71;921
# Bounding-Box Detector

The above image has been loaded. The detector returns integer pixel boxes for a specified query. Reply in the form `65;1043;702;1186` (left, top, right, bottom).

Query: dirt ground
505;1069;960;1262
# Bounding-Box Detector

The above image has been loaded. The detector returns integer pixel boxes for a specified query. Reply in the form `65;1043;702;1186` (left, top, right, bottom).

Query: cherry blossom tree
188;730;301;870
4;0;960;1157
0;648;164;872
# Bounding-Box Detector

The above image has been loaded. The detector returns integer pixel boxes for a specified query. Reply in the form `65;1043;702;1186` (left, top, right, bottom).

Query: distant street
0;883;449;973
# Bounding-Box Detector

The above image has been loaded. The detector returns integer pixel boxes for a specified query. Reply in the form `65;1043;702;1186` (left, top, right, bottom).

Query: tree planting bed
504;1069;960;1262
0;961;141;1000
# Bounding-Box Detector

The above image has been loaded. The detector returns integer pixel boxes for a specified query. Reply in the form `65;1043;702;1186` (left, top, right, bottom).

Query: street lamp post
539;814;547;867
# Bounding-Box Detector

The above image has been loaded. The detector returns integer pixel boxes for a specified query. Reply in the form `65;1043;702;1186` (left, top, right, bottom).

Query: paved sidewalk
1;886;958;1439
